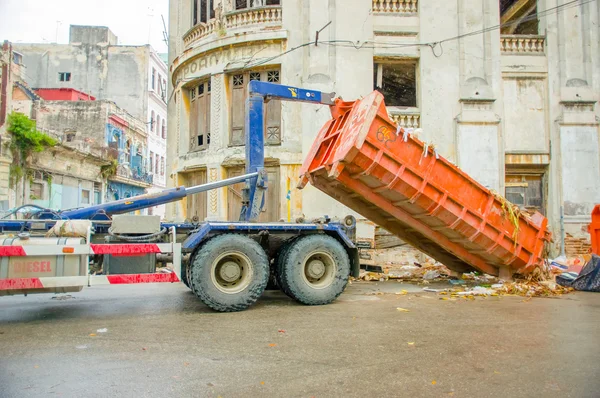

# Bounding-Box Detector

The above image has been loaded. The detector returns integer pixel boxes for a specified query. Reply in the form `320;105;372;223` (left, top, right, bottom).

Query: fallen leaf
432;380;437;385
89;333;96;337
494;370;501;374
448;392;455;396
34;365;39;369
207;383;214;387
184;362;190;366
142;347;147;351
396;307;410;312
278;329;286;333
407;342;415;345
260;381;265;385
268;343;277;347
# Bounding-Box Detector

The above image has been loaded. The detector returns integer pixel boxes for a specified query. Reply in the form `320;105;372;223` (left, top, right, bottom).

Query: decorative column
455;0;503;192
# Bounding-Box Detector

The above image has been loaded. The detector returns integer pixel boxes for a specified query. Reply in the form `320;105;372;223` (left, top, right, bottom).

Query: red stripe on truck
0;278;44;290
0;246;27;257
90;244;161;256
106;273;180;284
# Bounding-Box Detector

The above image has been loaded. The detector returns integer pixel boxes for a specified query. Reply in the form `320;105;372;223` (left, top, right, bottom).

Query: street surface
1;281;599;397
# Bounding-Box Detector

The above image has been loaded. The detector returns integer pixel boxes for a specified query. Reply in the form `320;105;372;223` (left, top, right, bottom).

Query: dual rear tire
188;233;350;312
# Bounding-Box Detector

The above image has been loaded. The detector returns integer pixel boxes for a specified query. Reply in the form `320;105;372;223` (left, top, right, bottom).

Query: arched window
162;119;166;139
150;110;155;133
156;115;161;136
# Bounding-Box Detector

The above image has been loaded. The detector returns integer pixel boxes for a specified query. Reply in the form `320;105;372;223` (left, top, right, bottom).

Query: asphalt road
0;281;599;398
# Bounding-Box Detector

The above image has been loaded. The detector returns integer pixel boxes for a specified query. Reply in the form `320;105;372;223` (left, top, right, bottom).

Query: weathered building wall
14;26;168;216
14;43;149;121
27;147;105;210
35;100;108;158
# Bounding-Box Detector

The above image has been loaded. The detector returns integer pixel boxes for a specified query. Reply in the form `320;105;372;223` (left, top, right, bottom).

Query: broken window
229;68;281;146
500;0;538;35
12;52;22;65
505;173;545;215
65;132;76;142
189;80;211;152
193;0;215;26
374;61;417;108
30;182;43;200
81;189;91;205
58;72;71;82
94;183;102;205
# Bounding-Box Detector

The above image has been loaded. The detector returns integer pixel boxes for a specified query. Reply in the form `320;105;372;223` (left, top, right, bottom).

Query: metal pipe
185;172;258;195
61;172;259;219
560;205;565;257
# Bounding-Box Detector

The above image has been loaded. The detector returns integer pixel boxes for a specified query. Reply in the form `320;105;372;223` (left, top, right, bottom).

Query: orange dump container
588;205;600;255
299;91;551;276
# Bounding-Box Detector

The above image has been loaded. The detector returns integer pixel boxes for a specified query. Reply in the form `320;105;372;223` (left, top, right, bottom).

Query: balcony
387;109;420;128
183;6;282;48
115;165;154;186
500;35;545;54
372;0;418;13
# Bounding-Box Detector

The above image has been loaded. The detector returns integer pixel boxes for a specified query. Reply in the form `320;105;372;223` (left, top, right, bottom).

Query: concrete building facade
166;0;599;256
13;26;169;216
0;41;151;213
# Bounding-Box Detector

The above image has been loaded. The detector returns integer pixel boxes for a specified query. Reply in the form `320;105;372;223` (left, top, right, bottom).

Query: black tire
181;263;190;288
190;234;269;312
275;239;296;298
278;234;350;306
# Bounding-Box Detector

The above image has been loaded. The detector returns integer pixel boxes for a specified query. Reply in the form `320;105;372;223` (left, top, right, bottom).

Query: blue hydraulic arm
242;81;336;222
59;172;259;220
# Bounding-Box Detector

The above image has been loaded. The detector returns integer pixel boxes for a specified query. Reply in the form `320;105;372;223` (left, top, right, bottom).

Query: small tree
6;112;57;188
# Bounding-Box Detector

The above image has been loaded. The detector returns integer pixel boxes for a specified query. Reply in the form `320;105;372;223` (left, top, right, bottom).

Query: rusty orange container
299;91;551;276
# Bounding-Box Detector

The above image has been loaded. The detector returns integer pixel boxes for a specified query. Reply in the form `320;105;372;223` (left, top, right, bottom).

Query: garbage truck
0;81;551;312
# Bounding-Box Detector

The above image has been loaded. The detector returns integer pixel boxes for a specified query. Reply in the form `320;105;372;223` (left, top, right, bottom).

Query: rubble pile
359;260;452;282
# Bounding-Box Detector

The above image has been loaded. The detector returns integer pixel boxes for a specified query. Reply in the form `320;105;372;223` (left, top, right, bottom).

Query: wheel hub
306;259;326;279
219;261;241;282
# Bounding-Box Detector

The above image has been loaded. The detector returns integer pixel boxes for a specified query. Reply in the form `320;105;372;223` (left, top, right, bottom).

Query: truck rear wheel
278;235;350;305
190;234;269;312
275;239;296;298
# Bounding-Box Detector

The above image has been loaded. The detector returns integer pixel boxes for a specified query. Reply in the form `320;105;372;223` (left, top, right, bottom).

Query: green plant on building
6;112;57;189
100;159;118;180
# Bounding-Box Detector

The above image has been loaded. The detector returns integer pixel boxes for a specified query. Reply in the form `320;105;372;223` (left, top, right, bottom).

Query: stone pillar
543;0;600;244
455;0;503;192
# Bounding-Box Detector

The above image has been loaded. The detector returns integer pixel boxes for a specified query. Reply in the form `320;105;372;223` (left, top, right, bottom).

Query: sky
0;0;169;53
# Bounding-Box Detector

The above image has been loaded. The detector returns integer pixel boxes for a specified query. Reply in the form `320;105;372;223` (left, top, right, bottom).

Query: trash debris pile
422;277;573;299
359;260;452;282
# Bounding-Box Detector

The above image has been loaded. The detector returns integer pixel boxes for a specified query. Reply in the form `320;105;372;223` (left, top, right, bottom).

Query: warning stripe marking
90;244;162;256
0;278;44;290
105;273;180;284
0;246;27;257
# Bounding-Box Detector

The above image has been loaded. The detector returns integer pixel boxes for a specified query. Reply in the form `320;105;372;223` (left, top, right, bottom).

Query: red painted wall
35;88;95;101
